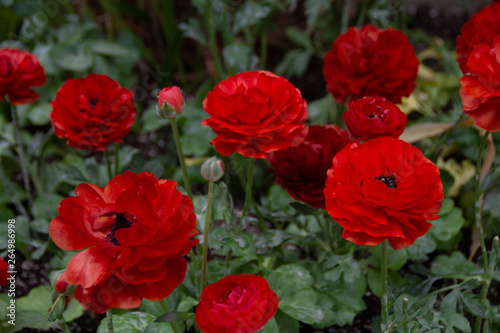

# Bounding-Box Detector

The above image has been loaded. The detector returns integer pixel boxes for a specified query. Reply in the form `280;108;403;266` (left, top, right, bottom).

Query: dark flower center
375;174;397;189
89;99;98;109
107;213;133;246
367;114;377;118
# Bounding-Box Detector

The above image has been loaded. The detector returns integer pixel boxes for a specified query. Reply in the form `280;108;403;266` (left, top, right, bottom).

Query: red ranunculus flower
0;257;9;286
322;25;419;104
158;86;184;118
343;96;407;141
269;125;352;209
50;74;137;151
456;3;500;74
324;137;443;250
196;275;279;333
0;48;46;105
457;4;500;132
49;171;198;313
201;71;308;158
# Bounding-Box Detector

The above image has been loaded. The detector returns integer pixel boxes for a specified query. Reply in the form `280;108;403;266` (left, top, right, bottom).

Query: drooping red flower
157;86;184;118
269;125;352;209
50;74;137;151
457;4;500;132
322;25;419;104
0;48;46;105
324;137;443;250
196;275;279;333
343;96;407;141
49;171;198;313
202;71;308;158
0;257;9;286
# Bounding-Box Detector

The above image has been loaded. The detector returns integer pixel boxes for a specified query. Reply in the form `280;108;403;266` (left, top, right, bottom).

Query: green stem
158;300;181;333
241;158;255;222
106;309;114;333
224;247;233;276
202;181;214;290
402;297;410;333
170;117;193;201
474;131;491;332
206;2;224;81
381;240;389;333
105;146;112;181
11;103;32;204
340;0;351;33
114;142;119;176
59;318;71;333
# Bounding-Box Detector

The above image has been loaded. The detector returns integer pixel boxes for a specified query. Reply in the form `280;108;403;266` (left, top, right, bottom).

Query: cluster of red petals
0;48;46;105
50;74;137;151
269;125;352;209
202;71;308;158
158;86;184;115
343;96;407;141
49;171;198;313
196;275;279;333
457;3;500;132
324;137;443;250
0;257;9;286
322;25;419;104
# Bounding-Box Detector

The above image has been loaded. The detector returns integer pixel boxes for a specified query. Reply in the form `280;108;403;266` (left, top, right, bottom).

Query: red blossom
0;257;9;286
324;137;443;250
49;171;198;313
269;125;352;209
343;96;407;141
0;48;46;105
196;275;279;333
322;25;419;104
50;74;137;151
202;71;308;158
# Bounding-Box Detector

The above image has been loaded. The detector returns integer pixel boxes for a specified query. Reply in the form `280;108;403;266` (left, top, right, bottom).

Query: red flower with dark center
269;125;352;209
50;74;137;151
322;25;419;104
196;275;279;333
202;71;308;158
324;137;443;250
0;48;46;105
343;96;407;141
0;257;9;286
49;171;198;313
457;3;500;132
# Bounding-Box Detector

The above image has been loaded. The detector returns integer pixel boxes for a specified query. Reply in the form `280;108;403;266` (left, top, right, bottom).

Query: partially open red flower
323;25;419;104
50;74;137;151
0;257;9;286
269;125;352;209
0;48;46;105
49;171;198;313
196;275;279;333
456;3;500;74
457;4;500;132
158;86;184;118
202;71;308;158
343;96;407;141
324;137;443;250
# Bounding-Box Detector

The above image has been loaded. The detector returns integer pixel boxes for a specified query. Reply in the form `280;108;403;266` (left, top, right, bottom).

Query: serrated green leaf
97;312;156;333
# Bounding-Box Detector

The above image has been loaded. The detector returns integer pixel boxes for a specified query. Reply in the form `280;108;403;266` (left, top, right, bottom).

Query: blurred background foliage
1;0;500;332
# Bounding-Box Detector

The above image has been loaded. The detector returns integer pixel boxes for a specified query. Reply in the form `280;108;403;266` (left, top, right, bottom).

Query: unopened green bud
201;157;224;182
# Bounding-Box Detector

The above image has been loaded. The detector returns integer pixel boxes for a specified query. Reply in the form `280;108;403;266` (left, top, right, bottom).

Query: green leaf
51;45;93;72
97;312;156;333
179;18;207;46
267;264;315;298
304;0;331;32
439;312;471;332
32;193;64;220
430;206;465;242
27;103;52;126
285;27;312;49
430;252;478;278
460;295;488;317
233;1;272;33
92;40;139;58
254;230;293;249
278;288;337;328
260;317;279;333
405;234;437;260
275;49;312;78
222;43;259;74
47;296;65;322
274;309;299;333
154;311;195;323
407;294;437;318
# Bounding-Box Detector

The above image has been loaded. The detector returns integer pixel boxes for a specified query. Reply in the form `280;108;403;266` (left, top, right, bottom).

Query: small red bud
157;86;184;119
55;272;69;294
